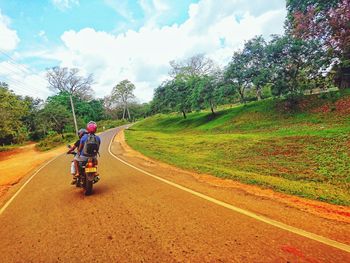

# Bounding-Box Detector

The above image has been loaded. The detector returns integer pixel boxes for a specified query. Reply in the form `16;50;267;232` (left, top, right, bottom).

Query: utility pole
69;94;79;135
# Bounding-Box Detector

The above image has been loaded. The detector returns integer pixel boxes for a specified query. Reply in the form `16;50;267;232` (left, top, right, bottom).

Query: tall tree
151;81;177;114
287;0;350;88
173;75;197;119
111;79;136;120
266;34;327;97
192;70;224;115
169;54;215;78
225;51;251;103
46;67;94;134
242;36;270;100
0;83;30;145
37;101;72;138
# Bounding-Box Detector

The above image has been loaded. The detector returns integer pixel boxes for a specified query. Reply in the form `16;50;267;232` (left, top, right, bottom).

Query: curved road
0;128;349;262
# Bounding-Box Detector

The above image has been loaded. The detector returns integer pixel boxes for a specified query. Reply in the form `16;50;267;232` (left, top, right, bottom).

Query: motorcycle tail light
87;161;94;168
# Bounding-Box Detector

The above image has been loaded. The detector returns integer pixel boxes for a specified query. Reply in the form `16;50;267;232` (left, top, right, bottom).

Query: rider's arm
67;140;80;154
67;145;77;154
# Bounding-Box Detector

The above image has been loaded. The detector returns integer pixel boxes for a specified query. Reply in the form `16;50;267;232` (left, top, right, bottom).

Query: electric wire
0;66;46;94
0;48;47;82
0;77;41;97
0;49;48;97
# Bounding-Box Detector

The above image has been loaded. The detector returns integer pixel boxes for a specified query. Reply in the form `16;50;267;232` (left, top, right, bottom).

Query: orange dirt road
0;127;349;262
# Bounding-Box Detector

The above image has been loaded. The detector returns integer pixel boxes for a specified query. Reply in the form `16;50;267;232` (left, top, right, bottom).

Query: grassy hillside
125;91;350;205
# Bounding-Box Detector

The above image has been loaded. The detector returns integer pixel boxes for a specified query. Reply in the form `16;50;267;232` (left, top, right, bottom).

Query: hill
125;91;350;205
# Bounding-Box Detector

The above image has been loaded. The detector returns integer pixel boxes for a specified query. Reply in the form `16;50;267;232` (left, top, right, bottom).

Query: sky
0;0;287;102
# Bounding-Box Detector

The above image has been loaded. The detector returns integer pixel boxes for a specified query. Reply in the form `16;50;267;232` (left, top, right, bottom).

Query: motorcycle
67;145;99;196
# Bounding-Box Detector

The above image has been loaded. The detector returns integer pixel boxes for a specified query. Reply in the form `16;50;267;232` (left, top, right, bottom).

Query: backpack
82;134;100;157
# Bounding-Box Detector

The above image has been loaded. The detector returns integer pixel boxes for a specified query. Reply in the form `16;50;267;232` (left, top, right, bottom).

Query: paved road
0;128;349;262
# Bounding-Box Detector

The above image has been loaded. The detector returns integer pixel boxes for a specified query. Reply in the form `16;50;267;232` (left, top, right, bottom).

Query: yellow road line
108;130;350;253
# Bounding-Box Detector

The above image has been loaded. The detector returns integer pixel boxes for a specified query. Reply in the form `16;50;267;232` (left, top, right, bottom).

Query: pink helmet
86;121;97;133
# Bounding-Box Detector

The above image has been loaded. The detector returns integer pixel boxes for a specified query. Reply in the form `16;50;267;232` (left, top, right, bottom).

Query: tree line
149;0;349;118
0;69;145;145
1;0;348;144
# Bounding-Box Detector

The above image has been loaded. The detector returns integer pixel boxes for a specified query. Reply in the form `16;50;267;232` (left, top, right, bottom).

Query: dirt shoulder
117;128;350;224
0;144;65;202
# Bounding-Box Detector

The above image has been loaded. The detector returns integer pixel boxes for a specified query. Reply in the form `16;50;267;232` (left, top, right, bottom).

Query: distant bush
0;145;15;152
97;119;129;131
36;133;76;151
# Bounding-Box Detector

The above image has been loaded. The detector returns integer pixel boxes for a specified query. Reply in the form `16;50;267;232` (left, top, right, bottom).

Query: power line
1;59;48;83
0;76;41;96
0;49;49;96
0;48;48;83
0;69;48;97
0;67;46;92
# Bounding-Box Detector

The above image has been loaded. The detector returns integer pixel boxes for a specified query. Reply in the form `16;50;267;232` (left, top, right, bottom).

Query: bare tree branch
46;66;94;99
169;54;216;78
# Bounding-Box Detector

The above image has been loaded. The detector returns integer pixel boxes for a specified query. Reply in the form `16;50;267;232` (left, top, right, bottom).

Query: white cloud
36;0;286;102
139;0;171;26
0;10;20;51
51;0;79;11
104;0;135;21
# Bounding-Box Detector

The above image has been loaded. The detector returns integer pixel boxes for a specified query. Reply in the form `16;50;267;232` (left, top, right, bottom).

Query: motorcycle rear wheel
85;179;93;195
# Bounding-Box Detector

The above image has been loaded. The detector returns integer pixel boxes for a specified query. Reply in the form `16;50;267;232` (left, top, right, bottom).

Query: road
0;127;349;262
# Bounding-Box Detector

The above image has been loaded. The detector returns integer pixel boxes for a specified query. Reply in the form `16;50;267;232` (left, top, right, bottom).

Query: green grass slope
126;91;350;205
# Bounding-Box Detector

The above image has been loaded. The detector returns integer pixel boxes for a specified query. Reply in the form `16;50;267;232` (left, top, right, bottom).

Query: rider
76;121;101;179
67;128;87;184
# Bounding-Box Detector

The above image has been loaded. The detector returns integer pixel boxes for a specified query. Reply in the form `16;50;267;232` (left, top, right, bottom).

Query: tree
287;0;350;88
173;75;197;119
46;67;94;134
225;51;251;103
0;83;30;145
191;70;224;116
111;80;136;120
151;81;176;114
266;35;327;97
169;54;215;78
242;36;270;100
22;97;44;141
37;101;72;137
166;54;219;118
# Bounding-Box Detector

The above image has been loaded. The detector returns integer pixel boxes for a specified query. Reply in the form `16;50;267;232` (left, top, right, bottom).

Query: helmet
86;121;97;133
78;128;87;138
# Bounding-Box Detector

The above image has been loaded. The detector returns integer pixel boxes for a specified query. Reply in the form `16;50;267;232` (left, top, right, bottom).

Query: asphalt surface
0;127;349;262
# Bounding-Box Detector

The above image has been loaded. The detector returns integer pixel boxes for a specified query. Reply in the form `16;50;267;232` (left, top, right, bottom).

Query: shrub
97;119;129;131
36;133;76;151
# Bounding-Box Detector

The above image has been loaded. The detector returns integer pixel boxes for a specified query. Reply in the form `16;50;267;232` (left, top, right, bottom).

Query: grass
36;133;76;151
0;143;25;152
125;91;350;206
97;119;129;130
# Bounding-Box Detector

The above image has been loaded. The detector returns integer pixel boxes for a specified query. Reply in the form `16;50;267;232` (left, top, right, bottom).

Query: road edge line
108;129;350;253
0;154;62;216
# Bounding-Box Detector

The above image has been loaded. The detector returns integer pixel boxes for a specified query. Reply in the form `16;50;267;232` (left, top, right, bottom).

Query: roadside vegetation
0;74;148;151
36;133;76;151
1;0;349;203
126;0;350;205
126;90;350;205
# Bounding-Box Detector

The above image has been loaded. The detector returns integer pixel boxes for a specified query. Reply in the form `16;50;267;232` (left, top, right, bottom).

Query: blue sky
0;0;286;101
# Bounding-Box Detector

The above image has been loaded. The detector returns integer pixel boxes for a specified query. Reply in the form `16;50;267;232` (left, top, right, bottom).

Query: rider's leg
74;159;80;176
